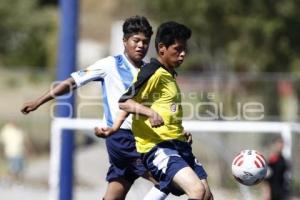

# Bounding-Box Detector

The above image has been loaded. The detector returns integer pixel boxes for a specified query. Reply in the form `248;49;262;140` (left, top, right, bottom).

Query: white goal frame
49;118;300;200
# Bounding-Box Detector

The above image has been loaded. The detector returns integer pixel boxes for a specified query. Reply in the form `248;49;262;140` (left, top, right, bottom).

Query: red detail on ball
256;155;265;167
254;160;261;168
234;154;243;165
237;160;244;166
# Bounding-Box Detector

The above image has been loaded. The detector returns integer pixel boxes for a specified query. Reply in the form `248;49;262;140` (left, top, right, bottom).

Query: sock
143;186;168;200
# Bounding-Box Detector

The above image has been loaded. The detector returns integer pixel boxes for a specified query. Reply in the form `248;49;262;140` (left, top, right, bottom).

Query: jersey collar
150;58;177;77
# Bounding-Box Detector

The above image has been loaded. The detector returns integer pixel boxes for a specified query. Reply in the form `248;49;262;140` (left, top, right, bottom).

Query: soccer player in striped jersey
95;21;213;200
21;16;169;200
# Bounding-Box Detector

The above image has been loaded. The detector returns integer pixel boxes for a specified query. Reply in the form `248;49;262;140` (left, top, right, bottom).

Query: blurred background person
0;121;26;183
263;136;291;200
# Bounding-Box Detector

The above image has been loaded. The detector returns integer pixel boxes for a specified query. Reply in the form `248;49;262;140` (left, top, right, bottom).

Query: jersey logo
170;102;177;112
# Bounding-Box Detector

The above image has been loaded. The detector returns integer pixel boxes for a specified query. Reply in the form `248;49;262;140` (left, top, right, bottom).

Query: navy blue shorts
142;140;208;196
105;129;147;183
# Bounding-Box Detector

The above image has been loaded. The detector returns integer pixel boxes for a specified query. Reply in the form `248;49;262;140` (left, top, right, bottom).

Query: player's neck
157;57;175;74
124;53;142;68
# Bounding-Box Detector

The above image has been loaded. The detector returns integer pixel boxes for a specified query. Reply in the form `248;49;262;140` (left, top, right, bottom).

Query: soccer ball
231;150;267;186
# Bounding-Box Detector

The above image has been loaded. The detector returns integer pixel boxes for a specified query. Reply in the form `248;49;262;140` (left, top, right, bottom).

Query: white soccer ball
231;150;267;186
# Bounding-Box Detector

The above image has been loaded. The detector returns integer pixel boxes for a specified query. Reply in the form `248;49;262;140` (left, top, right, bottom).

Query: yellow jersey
119;58;185;153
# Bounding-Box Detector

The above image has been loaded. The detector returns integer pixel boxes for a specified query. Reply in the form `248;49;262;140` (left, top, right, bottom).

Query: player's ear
123;37;128;47
158;43;165;56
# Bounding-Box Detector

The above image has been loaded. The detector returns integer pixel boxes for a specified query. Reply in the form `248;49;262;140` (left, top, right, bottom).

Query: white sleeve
71;56;114;88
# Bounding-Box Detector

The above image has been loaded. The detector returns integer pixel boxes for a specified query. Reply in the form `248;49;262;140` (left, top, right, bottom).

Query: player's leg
143;185;168;200
105;129;168;200
104;164;134;200
143;144;206;199
103;178;133;200
172;166;205;199
200;179;213;200
143;140;215;199
170;161;213;200
178;141;213;200
141;171;168;199
104;130;139;199
190;159;213;200
137;162;168;200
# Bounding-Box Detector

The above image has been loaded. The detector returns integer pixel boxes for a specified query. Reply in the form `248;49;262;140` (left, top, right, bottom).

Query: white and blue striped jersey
71;54;139;130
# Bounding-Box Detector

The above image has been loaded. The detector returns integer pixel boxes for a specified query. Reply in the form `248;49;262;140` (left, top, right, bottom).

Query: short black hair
123;15;153;39
155;21;191;52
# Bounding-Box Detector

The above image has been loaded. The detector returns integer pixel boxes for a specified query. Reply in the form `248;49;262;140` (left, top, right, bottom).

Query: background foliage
1;0;300;74
0;0;57;68
141;0;300;73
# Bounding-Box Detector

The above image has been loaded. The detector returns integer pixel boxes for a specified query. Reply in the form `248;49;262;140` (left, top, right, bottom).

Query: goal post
49;118;299;200
49;118;102;200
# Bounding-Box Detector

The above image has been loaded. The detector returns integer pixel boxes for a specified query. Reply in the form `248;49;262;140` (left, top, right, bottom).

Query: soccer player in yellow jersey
95;21;213;200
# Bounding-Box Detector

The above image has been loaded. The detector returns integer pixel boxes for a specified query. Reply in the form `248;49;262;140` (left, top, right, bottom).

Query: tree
141;0;300;73
0;0;57;68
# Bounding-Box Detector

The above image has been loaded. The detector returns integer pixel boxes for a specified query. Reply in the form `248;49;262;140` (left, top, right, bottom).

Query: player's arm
119;99;164;128
94;97;165;138
120;99;189;141
118;63;164;127
94;99;164;138
94;98;165;137
21;57;111;115
95;110;129;138
21;77;76;114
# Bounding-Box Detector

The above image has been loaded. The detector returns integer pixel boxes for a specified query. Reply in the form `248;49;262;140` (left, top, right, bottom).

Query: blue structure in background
56;0;79;199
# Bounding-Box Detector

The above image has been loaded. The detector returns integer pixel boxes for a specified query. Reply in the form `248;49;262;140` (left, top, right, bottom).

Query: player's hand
149;111;164;128
21;101;39;114
94;127;115;138
183;131;193;145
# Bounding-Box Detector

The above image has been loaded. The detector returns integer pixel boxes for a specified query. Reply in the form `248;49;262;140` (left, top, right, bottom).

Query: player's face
123;33;150;65
159;39;187;68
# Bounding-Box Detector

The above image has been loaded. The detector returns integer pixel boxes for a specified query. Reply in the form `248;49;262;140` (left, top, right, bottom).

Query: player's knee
103;193;125;200
187;181;205;198
200;179;213;200
203;190;213;200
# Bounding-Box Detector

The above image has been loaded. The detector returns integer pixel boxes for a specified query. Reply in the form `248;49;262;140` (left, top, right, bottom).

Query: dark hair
155;21;191;52
123;15;153;39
